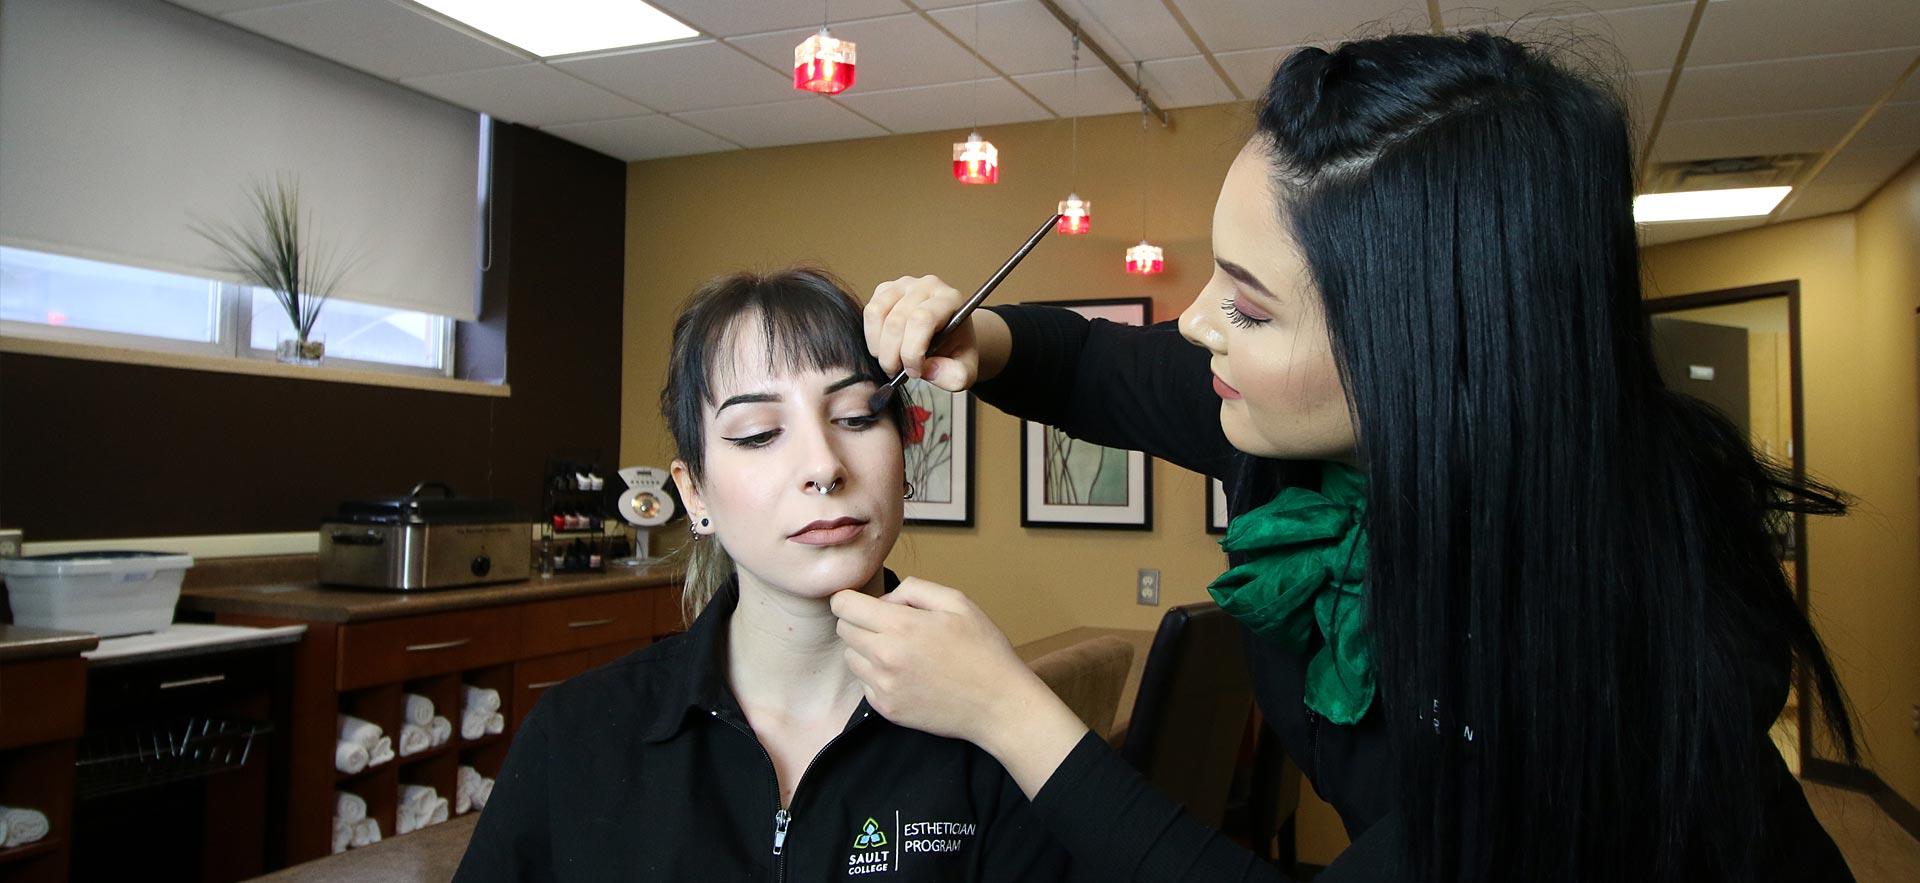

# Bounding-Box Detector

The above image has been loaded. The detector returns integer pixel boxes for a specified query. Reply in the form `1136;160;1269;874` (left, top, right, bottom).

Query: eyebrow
1216;259;1278;301
716;374;867;413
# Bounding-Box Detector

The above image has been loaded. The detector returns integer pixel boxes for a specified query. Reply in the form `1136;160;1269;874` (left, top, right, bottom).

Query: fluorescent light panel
412;0;698;58
1633;186;1791;224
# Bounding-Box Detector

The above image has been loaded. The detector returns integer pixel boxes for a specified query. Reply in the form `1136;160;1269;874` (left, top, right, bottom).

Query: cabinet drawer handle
158;674;226;690
566;618;615;629
526;679;565;691
405;638;472;653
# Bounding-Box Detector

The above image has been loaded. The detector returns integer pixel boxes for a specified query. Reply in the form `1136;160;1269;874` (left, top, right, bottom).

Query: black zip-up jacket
451;573;1070;882
975;304;1853;882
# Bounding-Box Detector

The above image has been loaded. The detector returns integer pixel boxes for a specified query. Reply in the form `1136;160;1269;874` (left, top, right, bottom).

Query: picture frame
902;379;975;527
1020;297;1154;530
1207;477;1228;535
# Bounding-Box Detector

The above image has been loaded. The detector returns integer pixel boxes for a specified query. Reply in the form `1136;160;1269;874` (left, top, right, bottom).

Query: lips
1212;374;1242;400
787;516;868;546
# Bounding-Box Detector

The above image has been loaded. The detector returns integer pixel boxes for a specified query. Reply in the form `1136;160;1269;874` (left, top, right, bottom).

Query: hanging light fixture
1125;78;1163;274
954;132;999;184
1056;32;1090;235
1125;241;1164;275
952;6;997;184
793;1;854;94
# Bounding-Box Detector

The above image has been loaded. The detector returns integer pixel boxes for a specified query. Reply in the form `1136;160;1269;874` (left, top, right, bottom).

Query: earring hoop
904;481;916;501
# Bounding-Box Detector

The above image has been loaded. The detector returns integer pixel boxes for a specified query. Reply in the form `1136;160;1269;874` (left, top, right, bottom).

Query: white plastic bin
0;551;194;637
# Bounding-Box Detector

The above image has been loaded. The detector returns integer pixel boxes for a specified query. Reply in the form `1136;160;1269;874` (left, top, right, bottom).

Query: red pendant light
793;27;855;94
1057;194;1091;235
1125;241;1164;275
953;132;999;184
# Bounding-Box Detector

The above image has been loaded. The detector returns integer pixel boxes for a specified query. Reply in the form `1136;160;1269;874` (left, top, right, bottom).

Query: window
0;245;455;375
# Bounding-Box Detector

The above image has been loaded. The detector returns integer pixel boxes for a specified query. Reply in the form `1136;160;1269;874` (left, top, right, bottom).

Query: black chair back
1118;602;1256;827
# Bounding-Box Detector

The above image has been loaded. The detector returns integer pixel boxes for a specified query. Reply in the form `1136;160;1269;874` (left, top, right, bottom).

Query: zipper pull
772;808;791;855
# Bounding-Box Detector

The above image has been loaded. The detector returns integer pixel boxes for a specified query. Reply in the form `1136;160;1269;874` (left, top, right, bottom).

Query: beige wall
621;102;1357;863
1642;159;1920;812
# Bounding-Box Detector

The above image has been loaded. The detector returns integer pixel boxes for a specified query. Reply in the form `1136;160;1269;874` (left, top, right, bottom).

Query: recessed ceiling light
412;0;698;58
1633;186;1791;224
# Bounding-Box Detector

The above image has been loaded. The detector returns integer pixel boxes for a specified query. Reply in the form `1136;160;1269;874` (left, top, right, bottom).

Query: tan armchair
1026;635;1135;743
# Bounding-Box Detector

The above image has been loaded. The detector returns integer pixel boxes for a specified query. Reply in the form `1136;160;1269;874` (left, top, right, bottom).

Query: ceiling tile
224;0;525;80
646;0;906;38
674;97;889;148
1687;0;1920;68
731;13;989;92
1901;68;1920;102
1055;0;1204;61
1637;216;1768;246
1650;105;1864;162
555;41;796;113
1446;3;1694;73
1777;181;1884;220
1212;46;1289;98
1439;0;1682;20
1012;66;1145;116
401;64;649;126
1170;0;1420;55
926;1;1080;77
835;78;1052;133
1666;48;1920;121
1140;55;1238;108
1813;143;1920;189
542;114;740;161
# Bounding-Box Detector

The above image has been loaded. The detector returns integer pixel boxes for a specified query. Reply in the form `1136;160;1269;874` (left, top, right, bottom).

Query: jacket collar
638;569;897;743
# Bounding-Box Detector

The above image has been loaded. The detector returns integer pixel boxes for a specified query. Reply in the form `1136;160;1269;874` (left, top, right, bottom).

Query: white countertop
84;622;307;665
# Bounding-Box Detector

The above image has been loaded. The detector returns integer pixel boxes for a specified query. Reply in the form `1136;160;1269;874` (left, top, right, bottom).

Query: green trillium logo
853;817;888;850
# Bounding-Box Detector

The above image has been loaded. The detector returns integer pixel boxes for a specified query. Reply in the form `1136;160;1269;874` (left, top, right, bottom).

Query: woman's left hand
832;578;1088;796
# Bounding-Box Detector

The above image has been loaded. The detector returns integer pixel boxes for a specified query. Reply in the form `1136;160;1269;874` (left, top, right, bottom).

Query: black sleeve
1029;732;1404;883
977;764;1075;881
974;304;1238;479
451;704;556;883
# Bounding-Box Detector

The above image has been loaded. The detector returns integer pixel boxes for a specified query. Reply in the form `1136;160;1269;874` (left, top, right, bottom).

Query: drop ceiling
165;0;1920;244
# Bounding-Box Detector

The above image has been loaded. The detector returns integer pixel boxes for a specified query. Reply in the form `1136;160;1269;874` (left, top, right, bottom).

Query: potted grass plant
193;175;357;365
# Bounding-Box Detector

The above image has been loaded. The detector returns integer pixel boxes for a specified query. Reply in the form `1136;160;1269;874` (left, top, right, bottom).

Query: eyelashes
720;415;882;450
1221;298;1270;329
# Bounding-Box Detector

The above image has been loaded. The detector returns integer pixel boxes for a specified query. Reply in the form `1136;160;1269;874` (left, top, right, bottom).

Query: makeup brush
868;212;1062;414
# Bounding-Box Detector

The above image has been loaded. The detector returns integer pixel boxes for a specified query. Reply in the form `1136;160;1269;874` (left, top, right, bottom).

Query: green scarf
1207;462;1374;725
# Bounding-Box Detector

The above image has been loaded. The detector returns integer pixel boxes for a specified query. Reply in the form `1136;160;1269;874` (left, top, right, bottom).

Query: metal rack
75;717;272;800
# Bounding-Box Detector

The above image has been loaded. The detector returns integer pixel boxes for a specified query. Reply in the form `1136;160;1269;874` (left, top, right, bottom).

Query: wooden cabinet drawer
520;591;651;659
650;583;687;637
0;656;87;748
336;607;518;690
511;641;644;730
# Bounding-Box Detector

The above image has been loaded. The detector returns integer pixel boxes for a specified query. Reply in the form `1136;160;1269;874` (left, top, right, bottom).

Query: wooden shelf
457;733;508;752
335;760;397;784
0;838;63;865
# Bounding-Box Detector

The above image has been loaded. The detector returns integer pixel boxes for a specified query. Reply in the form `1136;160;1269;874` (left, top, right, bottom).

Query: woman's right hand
866;275;1007;392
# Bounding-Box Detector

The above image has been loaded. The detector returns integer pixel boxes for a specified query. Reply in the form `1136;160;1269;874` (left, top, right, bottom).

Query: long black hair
1256;31;1855;881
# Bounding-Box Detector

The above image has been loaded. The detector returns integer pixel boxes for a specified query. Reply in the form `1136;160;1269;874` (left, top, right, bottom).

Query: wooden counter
0;627;95;882
249;815;474;883
179;560;684;868
0;624;99;663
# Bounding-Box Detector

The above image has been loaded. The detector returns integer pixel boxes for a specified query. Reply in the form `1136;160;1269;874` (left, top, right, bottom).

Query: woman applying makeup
838;31;1858;883
453;269;1067;882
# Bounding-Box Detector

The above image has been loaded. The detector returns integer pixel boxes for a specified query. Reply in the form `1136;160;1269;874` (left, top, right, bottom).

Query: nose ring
809;478;841;496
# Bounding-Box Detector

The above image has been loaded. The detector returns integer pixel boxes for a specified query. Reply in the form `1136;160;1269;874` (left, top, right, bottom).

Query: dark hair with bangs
1257;31;1854;882
659;267;906;616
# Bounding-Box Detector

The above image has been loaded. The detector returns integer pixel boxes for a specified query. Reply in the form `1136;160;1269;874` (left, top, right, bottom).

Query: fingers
830;588;920;632
886;577;972;614
866;276;962;377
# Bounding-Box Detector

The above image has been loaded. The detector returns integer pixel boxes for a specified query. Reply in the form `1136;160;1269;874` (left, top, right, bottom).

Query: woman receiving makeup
837;31;1857;883
453;269;1068;882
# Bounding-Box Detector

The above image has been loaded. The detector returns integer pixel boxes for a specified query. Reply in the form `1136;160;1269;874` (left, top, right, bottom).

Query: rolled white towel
368;735;394;767
350;818;381;848
395;807;418;836
428;797;449;826
335;791;367;824
335;740;369;775
428;715;453;747
331;817;352;855
403;693;435;727
486;712;504;735
2;806;51;847
337;714;382;750
397;723;432;757
463;685;501;715
456;765;483;814
400;784;437;816
0;817;8;847
473;778;494;811
460;709;487;741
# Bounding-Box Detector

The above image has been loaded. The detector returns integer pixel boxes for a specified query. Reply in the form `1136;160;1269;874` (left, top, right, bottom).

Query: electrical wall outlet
1137;568;1160;606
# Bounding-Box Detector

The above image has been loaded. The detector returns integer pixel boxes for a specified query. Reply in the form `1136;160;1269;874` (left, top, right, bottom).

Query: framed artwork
1020;298;1153;530
1207;477;1228;535
903;378;974;526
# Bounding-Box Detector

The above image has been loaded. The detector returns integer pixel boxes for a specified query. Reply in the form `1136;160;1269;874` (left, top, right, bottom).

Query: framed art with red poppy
1019;297;1154;530
903;378;975;526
